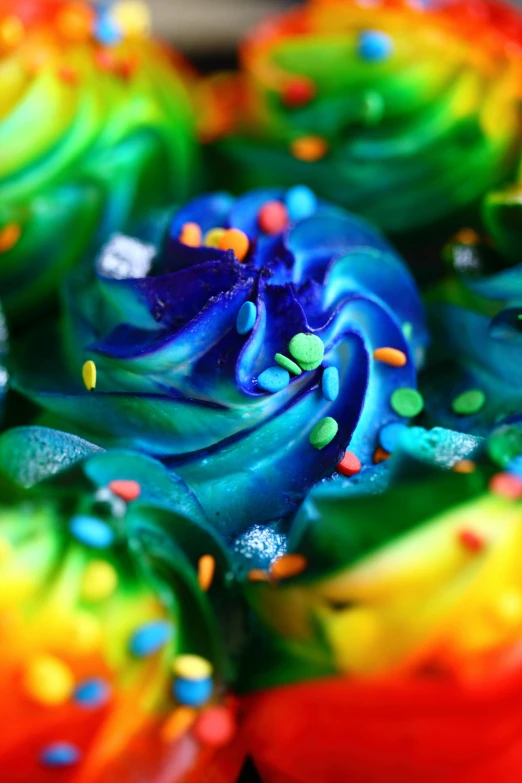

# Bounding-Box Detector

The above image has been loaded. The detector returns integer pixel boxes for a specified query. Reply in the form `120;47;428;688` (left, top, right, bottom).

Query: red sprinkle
337;451;361;477
109;480;142;503
283;78;316;108
58;65;78;84
258;201;289;235
489;472;522;500
458;529;485;553
193;706;236;748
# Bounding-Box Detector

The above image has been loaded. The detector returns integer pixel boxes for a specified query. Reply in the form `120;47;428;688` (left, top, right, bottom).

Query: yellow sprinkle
161;706;197;742
0;223;21;253
270;553;307;580
0;537;12;564
290;136;328;162
173;654;213;681
453;459;476;474
198;555;215;592
67;612;101;654
112;1;151;36
24;655;74;706
82;360;96;391
247;569;271;583
82;560;118;601
0;15;24;49
204;227;226;248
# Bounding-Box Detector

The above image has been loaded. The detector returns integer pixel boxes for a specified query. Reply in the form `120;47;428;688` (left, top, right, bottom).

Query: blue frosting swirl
20;188;427;539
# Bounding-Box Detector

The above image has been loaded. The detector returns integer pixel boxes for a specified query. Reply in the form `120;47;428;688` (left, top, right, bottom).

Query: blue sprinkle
174;676;213;708
285;186;318;222
41;743;80;768
94;13;122;46
258;366;290;393
74;678;110;709
130;620;172;658
322;366;339;401
507;455;522;477
358;30;394;62
379;422;408;453
69;516;114;549
237;301;257;335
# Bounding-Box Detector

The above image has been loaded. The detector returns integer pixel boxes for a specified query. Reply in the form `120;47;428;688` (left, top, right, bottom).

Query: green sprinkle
309;417;338;450
402;322;413;341
275;353;302;376
390;388;424;418
451;389;486;416
289;333;324;371
518;314;522;321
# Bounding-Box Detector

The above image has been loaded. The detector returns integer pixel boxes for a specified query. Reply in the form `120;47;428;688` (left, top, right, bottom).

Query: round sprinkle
282;77;316;108
322;366;339;401
458;529;485;553
285;185;318;222
174;676;213;708
219;228;250;262
358;30;394;62
25;655;74;706
309;417;338;450
274;353;302;375
258;201;289;235
82;360;96;391
373;347;407;367
70;515;114;549
289;333;325;370
130;620;172;657
337;451;361;477
453;459;476;474
108;479;141;502
194;706;236;748
74;678;110;708
290;136;328;162
40;743;80;768
173;654;213;681
247;569;271;582
179;222;201;248
0;16;24;49
82;560;118;601
162;706;197;742
379;422;407;453
373;446;391;464
198;554;215;592
204;227;226;248
236;301;257;335
0;222;21;253
451;389;486;416
390;388;424;418
489;472;522;500
270;553;307;580
402;322;413;341
258;366;290;393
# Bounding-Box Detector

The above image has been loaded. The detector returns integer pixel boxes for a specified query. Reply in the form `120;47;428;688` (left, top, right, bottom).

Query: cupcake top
0;0;196;316
240;430;522;691
0;434;236;782
201;0;522;236
17;187;427;540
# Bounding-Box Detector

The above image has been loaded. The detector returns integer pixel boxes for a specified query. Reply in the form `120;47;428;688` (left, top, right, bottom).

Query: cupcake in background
13;186;427;540
199;0;522;257
0;427;243;783
237;429;522;783
0;0;197;318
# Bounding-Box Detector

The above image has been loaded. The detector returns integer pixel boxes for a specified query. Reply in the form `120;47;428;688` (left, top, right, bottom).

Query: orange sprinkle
458;529;485;553
247;569;271;583
270;553;307;580
453;459;476;474
95;49;116;71
373;347;407;367
0;223;21;253
0;15;24;49
198;555;215;592
161;706;197;743
57;2;94;41
117;55;140;80
58;65;79;84
453;228;480;245
179;222;202;248
218;228;250;262
290;136;329;162
373;446;391;464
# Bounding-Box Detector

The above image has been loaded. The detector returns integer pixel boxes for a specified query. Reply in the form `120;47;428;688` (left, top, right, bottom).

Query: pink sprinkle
489;472;522;500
